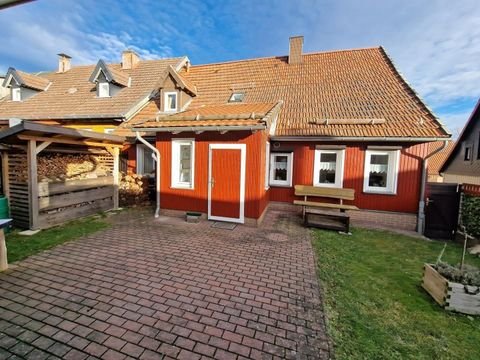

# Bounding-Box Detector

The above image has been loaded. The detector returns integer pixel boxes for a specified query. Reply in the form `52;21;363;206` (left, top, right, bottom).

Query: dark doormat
211;221;237;230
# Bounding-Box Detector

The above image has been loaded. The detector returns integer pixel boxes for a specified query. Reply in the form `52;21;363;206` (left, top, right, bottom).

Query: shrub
461;195;480;238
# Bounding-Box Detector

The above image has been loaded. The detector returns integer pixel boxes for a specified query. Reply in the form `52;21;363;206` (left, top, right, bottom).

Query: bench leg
302;206;306;220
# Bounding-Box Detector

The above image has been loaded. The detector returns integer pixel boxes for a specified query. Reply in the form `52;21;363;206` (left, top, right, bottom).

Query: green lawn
312;228;480;360
5;216;110;263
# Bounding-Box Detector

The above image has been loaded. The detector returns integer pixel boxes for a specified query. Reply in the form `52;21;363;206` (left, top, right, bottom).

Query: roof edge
379;47;450;137
270;135;450;142
439;98;480;172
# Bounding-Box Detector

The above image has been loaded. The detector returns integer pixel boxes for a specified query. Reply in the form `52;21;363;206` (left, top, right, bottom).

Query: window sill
363;190;397;196
269;184;292;188
313;183;342;188
171;185;194;190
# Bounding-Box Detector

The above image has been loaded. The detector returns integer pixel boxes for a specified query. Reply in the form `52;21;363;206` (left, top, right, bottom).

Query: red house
120;36;450;231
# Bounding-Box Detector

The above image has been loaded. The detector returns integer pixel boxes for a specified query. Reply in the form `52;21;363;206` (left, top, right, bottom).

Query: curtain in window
274;155;288;181
179;144;191;183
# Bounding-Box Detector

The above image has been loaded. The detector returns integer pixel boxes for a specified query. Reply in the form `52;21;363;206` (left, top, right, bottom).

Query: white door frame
208;144;246;223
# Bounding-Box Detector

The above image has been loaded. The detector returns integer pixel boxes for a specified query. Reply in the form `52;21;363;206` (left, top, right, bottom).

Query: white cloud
0;1;172;73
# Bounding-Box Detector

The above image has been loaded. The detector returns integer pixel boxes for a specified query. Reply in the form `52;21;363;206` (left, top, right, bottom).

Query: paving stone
0;208;331;359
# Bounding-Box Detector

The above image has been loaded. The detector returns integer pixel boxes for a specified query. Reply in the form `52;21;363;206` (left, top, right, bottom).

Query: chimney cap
57;53;72;59
289;35;304;41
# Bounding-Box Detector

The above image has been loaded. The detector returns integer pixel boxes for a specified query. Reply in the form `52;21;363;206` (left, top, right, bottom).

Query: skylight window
228;92;245;103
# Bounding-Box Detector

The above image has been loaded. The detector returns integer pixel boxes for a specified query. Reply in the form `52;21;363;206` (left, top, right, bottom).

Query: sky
0;0;479;137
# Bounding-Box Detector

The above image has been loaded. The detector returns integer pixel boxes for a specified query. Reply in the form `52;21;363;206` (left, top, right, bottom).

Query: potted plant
422;230;480;315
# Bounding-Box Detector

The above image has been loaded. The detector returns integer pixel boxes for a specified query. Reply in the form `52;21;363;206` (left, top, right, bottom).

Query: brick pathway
0;209;331;359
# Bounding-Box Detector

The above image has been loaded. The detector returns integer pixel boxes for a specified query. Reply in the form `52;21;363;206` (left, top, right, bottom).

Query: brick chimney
57;53;71;73
122;50;140;70
288;36;304;64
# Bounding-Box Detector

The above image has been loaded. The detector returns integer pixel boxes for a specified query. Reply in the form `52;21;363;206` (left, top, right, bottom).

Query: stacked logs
119;173;151;206
37;154;110;182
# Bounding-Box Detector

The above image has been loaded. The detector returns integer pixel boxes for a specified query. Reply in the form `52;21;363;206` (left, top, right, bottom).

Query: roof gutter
0;114;124;121
270;136;451;142
132;124;267;133
136;133;160;218
417;140;449;234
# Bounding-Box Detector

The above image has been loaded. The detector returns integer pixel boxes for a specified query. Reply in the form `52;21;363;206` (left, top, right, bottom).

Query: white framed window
171;139;194;189
164;91;178;112
12;88;21;101
136;144;155;176
264;142;270;190
363;150;400;194
104;128;115;134
464;143;472;161
269;152;293;187
98;82;110;97
313;149;345;188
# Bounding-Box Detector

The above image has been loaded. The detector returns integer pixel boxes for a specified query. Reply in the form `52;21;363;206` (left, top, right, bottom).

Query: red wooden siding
269;142;429;213
156;131;268;219
122;144;136;174
210;149;242;218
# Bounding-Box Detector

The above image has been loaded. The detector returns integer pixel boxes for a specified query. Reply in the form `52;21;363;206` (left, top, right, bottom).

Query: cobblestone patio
0;209;331;359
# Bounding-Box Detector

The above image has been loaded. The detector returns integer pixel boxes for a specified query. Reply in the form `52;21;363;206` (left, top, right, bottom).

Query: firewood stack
37;154;110;182
119;173;151;206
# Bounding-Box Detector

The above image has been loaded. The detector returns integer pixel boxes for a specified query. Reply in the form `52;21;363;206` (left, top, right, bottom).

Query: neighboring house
440;99;480;185
0;75;9;100
0;36;451;231
427;140;455;182
0;51;190;135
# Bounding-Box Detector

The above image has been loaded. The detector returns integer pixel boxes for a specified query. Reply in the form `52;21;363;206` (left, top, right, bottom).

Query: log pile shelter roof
0;121;126;148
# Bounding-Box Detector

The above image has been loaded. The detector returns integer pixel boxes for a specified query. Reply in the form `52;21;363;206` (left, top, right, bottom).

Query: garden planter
422;263;480;315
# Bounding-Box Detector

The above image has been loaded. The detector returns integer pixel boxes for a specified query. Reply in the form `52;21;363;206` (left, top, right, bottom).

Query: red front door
208;145;245;223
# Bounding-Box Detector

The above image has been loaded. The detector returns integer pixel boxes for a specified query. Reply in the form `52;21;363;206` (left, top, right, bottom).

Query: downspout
417;140;449;233
136;133;160;218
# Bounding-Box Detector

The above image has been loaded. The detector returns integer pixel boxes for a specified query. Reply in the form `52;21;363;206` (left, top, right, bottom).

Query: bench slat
293;200;359;211
294;185;355;200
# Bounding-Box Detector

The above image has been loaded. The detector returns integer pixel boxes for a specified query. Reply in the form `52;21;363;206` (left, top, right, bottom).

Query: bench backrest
294;185;355;201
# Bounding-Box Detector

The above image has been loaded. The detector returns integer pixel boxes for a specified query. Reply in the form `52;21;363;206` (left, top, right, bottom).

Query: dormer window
12;87;21;101
98;82;110;98
229;92;245;103
164;91;177;112
3;67;50;102
88;59;129;99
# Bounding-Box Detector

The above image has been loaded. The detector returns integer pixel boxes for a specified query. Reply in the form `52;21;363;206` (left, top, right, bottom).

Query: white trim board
208;143;246;224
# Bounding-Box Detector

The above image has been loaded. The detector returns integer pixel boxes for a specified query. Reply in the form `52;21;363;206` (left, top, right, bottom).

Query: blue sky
1;0;479;136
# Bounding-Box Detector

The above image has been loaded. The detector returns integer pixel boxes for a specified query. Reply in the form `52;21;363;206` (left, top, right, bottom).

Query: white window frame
313;149;345;188
98;82;110;98
12;87;21;101
164;91;178;112
265;142;270;190
363;150;400;194
269;152;293;187
171;139;195;189
136;144;155;176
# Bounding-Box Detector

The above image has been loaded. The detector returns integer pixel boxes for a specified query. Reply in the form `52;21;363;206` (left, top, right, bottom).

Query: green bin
0;196;9;219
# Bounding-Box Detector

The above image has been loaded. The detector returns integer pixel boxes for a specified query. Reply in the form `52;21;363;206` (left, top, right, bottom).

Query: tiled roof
135;102;276;129
15;70;51;91
428;140;455;176
179;47;449;138
0;58;184;120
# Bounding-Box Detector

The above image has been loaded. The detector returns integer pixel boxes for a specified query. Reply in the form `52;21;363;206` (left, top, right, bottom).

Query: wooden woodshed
0;121;125;230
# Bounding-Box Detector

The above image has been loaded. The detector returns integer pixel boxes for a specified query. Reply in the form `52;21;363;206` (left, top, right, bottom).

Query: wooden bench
293;185;359;233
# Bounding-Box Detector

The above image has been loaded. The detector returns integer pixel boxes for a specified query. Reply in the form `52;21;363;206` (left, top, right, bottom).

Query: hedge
462;195;480;238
